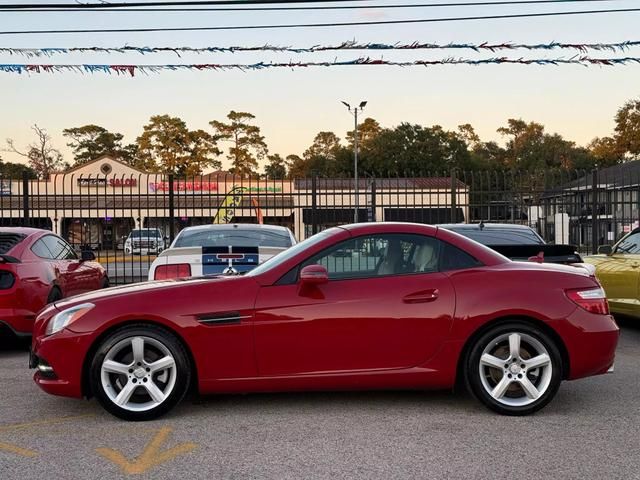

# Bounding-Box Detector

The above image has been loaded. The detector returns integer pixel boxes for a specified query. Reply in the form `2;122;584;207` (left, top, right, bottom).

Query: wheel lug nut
507;374;512;378
518;374;523;378
146;368;150;372
132;379;137;383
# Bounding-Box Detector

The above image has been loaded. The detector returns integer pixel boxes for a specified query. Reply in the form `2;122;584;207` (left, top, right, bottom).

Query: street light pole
353;106;359;224
342;100;367;223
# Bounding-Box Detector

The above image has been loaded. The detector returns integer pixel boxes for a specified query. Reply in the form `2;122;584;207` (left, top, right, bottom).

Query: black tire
89;324;191;421
101;277;110;289
464;321;563;416
46;287;63;304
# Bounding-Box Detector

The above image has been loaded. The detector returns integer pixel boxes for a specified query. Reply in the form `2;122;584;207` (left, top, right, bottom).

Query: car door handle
403;289;439;304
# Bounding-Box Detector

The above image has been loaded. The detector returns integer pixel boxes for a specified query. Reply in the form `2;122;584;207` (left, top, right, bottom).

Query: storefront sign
109;178;138;188
77;178;107;187
77;178;138;188
149;181;218;193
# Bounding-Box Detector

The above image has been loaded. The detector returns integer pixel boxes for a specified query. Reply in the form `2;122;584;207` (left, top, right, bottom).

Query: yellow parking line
96;426;198;475
0;414;94;433
0;442;38;458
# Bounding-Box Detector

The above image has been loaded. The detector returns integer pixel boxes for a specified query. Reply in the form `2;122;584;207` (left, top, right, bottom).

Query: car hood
53;275;238;311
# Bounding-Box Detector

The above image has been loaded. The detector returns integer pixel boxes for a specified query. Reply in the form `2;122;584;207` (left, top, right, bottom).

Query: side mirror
81;250;96;261
597;245;613;255
299;264;329;285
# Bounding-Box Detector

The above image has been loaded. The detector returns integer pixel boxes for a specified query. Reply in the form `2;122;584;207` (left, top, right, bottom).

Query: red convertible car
0;227;108;338
30;223;618;421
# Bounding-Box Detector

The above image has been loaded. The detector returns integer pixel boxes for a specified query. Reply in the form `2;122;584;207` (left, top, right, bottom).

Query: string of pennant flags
2;40;640;58
2;56;640;76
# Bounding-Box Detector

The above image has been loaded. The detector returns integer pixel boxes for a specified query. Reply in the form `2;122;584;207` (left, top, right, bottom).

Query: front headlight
46;303;95;336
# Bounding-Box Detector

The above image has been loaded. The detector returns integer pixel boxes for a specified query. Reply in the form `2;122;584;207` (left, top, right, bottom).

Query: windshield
173;228;293;248
447;227;544;246
129;230;161;239
246;228;337;276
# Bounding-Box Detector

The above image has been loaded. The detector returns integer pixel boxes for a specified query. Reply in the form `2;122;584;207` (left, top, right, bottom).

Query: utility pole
342;100;367;223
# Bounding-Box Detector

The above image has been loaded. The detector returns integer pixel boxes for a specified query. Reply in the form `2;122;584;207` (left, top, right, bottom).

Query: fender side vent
196;311;249;325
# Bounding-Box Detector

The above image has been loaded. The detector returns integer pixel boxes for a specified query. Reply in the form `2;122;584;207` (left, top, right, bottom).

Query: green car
584;228;640;318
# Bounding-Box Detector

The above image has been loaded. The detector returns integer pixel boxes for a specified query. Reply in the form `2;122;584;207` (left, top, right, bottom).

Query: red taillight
566;287;609;315
154;264;191;280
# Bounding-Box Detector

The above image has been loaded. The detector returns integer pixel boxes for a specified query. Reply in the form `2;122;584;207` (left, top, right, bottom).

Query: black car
438;223;592;270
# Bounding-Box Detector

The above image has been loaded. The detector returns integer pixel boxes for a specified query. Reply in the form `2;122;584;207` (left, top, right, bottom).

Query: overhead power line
0;0;367;9
3;40;640;57
2;56;640;75
0;7;639;35
0;0;625;13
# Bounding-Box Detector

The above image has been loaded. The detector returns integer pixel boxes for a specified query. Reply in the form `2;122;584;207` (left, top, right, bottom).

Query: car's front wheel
464;322;562;416
89;325;191;421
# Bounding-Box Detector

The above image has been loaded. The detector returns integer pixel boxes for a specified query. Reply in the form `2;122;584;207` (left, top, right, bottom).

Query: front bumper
31;328;93;398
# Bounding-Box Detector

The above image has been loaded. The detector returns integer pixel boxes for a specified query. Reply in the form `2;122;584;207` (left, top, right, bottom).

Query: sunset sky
1;0;639;171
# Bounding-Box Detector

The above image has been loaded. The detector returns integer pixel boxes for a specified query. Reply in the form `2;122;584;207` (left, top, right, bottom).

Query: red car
0;227;108;338
30;223;618;421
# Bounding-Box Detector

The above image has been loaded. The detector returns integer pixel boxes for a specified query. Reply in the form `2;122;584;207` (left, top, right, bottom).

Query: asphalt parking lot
1;322;639;480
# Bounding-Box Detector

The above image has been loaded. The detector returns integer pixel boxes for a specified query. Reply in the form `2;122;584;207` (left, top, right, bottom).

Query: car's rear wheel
101;277;110;289
464;322;562;416
89;325;191;421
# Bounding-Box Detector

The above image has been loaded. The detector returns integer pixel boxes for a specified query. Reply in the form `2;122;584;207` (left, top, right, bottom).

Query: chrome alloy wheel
478;332;553;407
100;336;177;412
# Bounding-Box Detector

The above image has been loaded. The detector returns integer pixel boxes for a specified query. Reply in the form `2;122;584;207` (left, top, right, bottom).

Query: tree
303;131;347;176
346;117;381;148
5;125;66;178
210;111;268;176
0;156;37;179
497;118;595;170
62;125;137;166
457;124;482;148
589;136;624;167
137;115;221;175
264;153;287;179
360;123;472;175
285;154;307;179
613;99;640;158
184;129;222;176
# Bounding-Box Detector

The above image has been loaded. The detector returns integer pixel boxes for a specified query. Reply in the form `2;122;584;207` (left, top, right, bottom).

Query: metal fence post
168;174;175;242
450;169;457;223
591;168;598;255
22;171;30;225
370;179;377;222
311;175;318;235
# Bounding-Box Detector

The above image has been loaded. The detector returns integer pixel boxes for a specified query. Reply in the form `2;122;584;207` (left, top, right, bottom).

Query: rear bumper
0;308;36;336
556;309;620;380
31;328;93;398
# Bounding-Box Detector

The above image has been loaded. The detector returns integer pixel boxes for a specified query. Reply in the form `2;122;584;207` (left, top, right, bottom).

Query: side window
59;239;78;260
302;234;440;281
31;239;54;259
42;236;77;260
440;242;483;272
616;232;640;254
